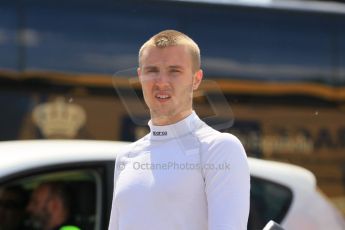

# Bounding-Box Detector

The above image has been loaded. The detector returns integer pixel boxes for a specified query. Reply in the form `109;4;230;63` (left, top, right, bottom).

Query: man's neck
151;109;193;126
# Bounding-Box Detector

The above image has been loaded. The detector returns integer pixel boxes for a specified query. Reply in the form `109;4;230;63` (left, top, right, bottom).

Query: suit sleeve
203;133;250;230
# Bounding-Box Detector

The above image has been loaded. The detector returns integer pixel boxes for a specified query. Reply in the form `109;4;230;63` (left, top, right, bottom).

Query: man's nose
154;73;170;86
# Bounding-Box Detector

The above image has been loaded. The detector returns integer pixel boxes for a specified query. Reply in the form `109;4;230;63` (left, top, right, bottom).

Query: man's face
138;45;202;124
26;186;51;229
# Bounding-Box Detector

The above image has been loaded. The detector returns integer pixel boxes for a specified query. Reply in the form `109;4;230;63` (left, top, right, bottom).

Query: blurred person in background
26;182;79;230
0;185;28;230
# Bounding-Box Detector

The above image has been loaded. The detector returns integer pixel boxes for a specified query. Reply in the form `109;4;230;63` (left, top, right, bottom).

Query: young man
108;30;250;230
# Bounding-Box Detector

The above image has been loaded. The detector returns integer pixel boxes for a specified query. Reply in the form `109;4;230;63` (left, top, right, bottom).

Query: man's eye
171;69;181;73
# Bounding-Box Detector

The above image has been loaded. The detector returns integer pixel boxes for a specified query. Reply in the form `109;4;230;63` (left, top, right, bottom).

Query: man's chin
26;217;45;229
151;105;173;114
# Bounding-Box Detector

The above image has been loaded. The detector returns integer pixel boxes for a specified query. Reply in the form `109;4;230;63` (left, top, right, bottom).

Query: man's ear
193;69;203;90
137;67;142;83
137;67;141;77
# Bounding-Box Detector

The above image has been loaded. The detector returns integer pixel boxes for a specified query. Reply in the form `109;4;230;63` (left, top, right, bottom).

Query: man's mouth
155;93;171;101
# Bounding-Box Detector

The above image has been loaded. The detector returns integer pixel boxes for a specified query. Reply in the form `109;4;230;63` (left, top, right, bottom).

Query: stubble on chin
150;105;175;121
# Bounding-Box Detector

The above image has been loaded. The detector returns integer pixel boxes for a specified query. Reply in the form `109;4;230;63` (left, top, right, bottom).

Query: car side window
0;169;102;230
248;176;293;230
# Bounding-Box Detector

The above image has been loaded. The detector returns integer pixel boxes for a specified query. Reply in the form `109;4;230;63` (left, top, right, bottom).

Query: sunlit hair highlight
139;30;201;72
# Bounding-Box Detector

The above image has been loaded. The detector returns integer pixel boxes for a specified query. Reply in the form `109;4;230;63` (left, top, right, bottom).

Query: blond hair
138;30;201;72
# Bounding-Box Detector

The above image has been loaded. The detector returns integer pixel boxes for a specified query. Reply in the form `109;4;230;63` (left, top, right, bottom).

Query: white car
0;140;344;230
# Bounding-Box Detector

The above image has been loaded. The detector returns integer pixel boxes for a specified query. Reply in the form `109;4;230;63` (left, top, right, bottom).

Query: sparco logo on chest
153;131;168;136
